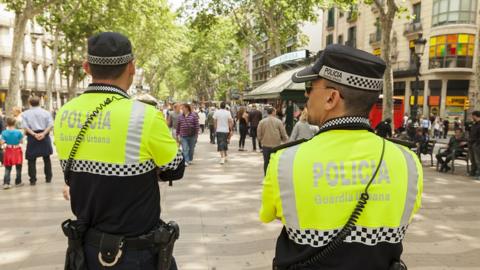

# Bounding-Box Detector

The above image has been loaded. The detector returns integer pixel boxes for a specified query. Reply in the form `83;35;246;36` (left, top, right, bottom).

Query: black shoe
444;166;451;172
30;182;36;186
46;180;52;183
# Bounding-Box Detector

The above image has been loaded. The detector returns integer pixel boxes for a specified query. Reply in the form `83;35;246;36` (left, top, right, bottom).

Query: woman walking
237;107;249;151
289;108;318;142
176;104;199;166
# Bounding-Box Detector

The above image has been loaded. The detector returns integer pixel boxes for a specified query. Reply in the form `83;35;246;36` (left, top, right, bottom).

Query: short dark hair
324;80;379;117
183;103;192;113
266;107;275;115
454;127;463;133
29;96;40;107
472;111;480;117
220;102;226;109
5;117;16;127
89;63;128;80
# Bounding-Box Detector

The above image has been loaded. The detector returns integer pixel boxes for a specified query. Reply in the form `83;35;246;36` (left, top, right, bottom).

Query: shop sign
409;95;424;105
446;96;467;106
428;96;440;106
373;48;381;56
269;50;309;67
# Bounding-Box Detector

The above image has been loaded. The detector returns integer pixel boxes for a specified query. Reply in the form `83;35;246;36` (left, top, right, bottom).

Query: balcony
392;60;417;78
369;32;382;47
346;11;358;23
345;39;356;48
404;21;422;38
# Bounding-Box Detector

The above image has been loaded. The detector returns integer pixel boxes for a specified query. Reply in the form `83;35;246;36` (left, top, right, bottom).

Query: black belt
85;228;155;251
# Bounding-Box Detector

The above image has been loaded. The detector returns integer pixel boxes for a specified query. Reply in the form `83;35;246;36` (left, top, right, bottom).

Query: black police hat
292;44;386;91
87;32;134;66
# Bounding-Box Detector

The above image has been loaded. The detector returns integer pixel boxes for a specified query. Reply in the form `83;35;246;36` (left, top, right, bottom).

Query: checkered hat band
286;225;408;247
319;65;383;91
87;53;134;65
60;159;156;177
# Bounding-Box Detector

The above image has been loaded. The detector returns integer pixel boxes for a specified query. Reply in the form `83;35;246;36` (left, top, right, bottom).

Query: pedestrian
207;106;216;144
257;107;288;175
443;118;450;138
289;108;318;142
12;106;23;130
436;128;467;172
454;117;462;130
261;44;423;270
414;128;428;156
237;106;249;151
284;100;294;136
375;118;392;138
168;103;181;142
21;96;53;185
177;103;199;166
214;102;233;164
248;104;262;152
433;117;442;139
468;111;480;179
420;115;431;137
54;32;184;270
2;117;24;189
198;108;207;133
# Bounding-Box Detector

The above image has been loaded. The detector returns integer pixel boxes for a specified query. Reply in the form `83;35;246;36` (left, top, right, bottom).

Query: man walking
257;107;288;175
469;111;480;179
214;102;233;164
248;104;263;152
207;106;216;144
22;96;53;185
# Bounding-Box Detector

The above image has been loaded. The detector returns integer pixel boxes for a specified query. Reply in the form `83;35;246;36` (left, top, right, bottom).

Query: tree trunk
475;19;480;110
68;66;80;100
6;14;28;116
46;30;60;111
379;0;397;128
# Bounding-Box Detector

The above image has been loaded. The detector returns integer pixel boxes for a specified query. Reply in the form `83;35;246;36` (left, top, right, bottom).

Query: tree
1;0;62;115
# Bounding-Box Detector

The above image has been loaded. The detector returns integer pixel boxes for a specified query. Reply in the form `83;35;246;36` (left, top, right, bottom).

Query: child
2;117;24;189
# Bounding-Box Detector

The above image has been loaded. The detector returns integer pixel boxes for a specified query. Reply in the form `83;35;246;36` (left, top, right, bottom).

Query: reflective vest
260;129;423;247
54;84;178;175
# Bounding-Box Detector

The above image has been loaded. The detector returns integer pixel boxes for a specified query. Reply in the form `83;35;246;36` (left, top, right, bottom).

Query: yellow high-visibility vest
260;129;423;247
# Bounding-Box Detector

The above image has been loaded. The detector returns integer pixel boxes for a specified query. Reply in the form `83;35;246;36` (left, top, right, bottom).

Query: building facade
0;4;89;111
322;0;479;120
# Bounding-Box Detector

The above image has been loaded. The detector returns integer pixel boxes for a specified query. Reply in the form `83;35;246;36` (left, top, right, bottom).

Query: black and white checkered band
286;225;408;247
84;84;130;99
318;116;371;133
158;151;184;171
60;159;156;177
319;65;383;91
87;53;134;66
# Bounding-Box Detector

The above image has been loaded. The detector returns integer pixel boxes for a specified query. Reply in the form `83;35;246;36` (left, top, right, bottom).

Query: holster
154;220;180;270
62;219;88;270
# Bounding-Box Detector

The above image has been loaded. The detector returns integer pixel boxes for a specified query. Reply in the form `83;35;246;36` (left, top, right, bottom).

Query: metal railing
369;32;382;44
404;21;422;35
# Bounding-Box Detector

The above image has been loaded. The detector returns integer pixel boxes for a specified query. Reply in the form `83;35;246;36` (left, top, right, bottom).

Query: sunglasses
305;82;344;99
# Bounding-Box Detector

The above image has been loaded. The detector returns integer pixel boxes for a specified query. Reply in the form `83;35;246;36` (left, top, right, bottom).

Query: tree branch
31;0;63;16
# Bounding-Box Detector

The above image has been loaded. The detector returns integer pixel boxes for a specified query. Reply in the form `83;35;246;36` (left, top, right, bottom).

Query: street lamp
411;36;427;121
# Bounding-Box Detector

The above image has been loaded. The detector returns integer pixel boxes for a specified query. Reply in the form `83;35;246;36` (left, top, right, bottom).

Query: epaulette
271;138;308;153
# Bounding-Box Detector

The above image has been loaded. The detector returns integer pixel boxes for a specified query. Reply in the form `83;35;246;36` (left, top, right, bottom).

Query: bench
435;146;470;174
417;140;436;166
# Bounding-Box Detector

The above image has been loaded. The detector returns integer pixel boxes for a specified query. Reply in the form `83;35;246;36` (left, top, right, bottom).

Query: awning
245;67;305;100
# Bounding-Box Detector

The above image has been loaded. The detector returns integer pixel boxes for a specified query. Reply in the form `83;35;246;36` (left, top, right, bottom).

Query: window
338;35;344;45
326;34;334;46
327;8;335;28
413;3;421;23
429;33;475;69
432;0;476;26
347;26;356;48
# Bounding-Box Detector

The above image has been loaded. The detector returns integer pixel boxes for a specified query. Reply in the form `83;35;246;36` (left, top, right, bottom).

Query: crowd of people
1;96;54;189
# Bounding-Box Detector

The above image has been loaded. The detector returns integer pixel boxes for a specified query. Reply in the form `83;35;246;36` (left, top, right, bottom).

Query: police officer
260;44;423;270
54;32;184;270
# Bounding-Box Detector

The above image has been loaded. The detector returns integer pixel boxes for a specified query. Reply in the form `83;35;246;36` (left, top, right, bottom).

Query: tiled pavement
0;134;479;270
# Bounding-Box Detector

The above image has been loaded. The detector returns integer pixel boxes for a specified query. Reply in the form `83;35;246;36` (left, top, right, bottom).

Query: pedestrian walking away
198;108;207;133
248;104;262;152
261;44;423;270
468;111;480;179
257;106;288;175
168;103;181;142
207;106;216;144
237;106;249;151
54;32;185;270
289;108;318;142
22;96;54;185
1;117;24;189
177;103;199;166
214;102;233;164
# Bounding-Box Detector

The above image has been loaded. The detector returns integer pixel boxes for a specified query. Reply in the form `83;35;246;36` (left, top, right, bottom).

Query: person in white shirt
213;102;233;164
198;109;207;133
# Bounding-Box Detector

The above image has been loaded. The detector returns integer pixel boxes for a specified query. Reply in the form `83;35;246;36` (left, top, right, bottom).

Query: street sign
464;99;470;110
269;50;309;67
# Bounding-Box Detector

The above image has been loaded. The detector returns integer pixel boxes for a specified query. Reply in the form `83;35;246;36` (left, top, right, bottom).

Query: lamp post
410;36;427;121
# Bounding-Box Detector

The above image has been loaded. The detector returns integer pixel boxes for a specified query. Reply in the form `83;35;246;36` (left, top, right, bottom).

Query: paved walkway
0;133;479;269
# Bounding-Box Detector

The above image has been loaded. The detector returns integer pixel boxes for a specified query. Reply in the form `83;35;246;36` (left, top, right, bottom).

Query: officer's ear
83;61;91;76
128;60;136;76
324;88;342;111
